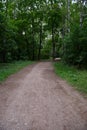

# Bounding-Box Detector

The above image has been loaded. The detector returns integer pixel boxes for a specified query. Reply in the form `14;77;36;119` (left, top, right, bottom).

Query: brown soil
0;62;87;130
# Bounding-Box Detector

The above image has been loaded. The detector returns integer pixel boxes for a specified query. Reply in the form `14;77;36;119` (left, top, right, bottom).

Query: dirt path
0;62;87;130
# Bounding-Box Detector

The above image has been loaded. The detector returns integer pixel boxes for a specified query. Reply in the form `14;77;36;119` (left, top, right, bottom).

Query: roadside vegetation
54;62;87;95
0;61;33;82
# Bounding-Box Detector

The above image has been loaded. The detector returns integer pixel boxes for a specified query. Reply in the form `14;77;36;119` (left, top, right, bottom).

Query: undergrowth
54;62;87;95
0;61;34;82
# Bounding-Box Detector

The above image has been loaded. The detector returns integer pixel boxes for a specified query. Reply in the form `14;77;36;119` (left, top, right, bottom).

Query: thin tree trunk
25;37;30;60
50;0;55;60
2;0;8;63
38;22;42;60
32;31;35;61
32;18;35;61
52;22;55;60
67;0;71;32
78;0;83;27
6;0;8;18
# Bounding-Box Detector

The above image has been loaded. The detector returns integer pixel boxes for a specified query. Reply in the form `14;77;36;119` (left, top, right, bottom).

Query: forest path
0;62;87;130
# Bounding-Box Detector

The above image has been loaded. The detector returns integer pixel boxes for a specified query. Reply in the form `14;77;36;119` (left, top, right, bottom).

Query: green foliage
58;1;87;69
47;3;62;30
54;62;87;95
60;23;87;68
41;40;52;59
0;0;87;68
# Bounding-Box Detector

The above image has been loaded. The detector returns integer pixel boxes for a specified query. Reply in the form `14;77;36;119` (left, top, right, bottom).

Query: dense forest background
0;0;87;68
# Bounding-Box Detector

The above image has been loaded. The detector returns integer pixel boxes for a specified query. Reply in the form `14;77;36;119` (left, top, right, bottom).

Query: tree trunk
67;0;71;32
25;37;30;60
78;0;83;27
52;22;55;60
38;22;42;60
6;0;8;18
50;0;55;60
32;18;35;61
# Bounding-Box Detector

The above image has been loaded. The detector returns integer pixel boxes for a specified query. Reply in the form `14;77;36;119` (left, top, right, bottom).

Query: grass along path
0;61;34;82
54;62;87;95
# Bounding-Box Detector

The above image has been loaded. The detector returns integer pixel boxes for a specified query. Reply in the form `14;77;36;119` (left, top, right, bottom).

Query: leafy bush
60;24;87;68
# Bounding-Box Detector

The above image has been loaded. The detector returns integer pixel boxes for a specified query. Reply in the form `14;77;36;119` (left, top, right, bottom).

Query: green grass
54;62;87;95
0;61;34;82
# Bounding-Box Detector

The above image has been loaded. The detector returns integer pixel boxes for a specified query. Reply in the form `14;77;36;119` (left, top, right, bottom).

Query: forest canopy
0;0;87;68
